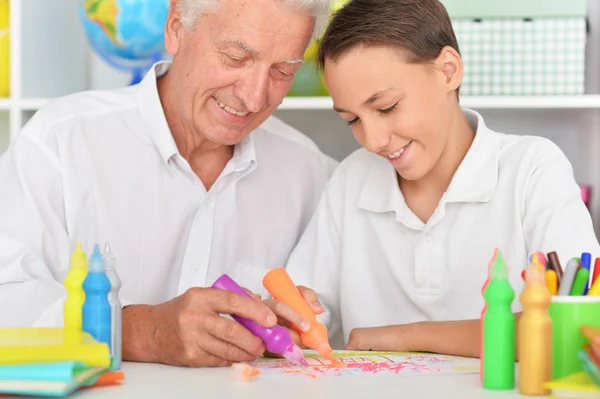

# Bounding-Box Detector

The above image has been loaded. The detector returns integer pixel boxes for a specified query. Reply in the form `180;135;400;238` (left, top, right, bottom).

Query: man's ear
435;46;463;93
164;1;183;56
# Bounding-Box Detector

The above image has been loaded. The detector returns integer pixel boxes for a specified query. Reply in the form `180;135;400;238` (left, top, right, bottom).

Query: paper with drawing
247;351;480;378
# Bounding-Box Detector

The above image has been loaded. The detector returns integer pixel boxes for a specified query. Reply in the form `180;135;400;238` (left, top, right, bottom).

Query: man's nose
235;69;269;113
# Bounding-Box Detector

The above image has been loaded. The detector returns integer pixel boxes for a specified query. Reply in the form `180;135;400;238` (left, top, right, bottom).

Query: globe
79;0;170;85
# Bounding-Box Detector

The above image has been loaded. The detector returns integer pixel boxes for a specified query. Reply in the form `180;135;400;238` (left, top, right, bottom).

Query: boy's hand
262;285;325;349
345;325;410;352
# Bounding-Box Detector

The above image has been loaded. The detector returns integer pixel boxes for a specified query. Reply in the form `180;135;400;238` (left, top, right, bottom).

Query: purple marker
211;274;307;365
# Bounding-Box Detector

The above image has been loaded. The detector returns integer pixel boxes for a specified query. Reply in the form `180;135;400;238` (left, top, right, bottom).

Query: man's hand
262;285;325;349
122;287;278;367
345;325;409;352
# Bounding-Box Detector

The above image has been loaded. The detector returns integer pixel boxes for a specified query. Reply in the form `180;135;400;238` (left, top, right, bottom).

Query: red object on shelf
580;185;592;210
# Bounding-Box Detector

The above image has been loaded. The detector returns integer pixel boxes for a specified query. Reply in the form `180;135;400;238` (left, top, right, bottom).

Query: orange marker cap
262;268;332;358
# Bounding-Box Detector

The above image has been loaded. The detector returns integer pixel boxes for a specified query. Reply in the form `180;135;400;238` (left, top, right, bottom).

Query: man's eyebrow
281;58;304;65
222;40;303;65
224;39;259;54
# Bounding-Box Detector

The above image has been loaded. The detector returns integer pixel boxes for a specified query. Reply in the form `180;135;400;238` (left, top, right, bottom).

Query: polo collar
444;109;501;203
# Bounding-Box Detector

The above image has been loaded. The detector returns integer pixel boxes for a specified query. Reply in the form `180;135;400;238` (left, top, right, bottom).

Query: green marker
570;267;590;296
482;249;515;389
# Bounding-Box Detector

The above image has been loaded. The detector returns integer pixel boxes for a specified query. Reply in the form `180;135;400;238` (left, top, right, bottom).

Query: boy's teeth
388;141;411;159
217;100;249;117
388;147;406;159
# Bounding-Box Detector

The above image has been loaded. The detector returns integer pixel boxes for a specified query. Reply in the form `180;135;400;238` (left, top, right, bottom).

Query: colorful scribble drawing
247;350;480;378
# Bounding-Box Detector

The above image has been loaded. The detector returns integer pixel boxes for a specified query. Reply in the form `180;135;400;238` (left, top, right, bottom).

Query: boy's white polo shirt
284;108;600;347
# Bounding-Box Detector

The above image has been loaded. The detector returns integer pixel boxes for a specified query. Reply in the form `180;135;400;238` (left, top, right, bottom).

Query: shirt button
425;237;432;245
192;263;201;271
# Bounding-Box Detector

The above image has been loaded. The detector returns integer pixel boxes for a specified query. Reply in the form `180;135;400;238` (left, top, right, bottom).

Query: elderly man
0;0;335;367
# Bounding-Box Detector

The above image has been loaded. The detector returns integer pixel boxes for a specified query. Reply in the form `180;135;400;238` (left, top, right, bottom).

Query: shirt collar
136;61;257;172
444;108;501;203
136;61;179;164
357;108;501;218
229;133;257;173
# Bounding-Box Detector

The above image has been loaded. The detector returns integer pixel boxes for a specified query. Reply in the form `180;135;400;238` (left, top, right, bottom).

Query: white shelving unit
1;0;88;150
278;95;600;110
7;95;600;115
2;0;600;234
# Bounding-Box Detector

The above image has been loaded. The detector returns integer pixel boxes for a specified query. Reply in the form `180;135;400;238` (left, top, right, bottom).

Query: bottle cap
88;244;106;272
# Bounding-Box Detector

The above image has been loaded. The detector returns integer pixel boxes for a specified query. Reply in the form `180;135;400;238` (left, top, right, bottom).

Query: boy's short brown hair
317;0;460;70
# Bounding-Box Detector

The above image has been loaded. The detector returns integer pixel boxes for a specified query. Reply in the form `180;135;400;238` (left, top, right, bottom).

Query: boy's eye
379;102;398;114
347;117;360;126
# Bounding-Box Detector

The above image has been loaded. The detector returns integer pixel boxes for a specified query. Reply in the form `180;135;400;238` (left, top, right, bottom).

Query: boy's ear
435;46;463;93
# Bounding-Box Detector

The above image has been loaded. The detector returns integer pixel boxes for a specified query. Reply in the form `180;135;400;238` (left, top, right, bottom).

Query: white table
71;362;546;399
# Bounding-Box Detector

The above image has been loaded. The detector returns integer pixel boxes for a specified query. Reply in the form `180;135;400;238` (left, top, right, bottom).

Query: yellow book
0;328;110;368
544;371;600;398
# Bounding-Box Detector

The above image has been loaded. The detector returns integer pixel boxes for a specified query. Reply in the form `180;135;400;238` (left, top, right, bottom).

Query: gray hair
176;0;331;41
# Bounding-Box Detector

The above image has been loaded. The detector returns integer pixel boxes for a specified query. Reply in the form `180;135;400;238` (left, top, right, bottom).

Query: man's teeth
388;142;410;159
217;100;249;117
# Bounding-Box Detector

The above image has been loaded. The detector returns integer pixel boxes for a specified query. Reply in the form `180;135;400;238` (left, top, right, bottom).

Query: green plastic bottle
482;249;515;389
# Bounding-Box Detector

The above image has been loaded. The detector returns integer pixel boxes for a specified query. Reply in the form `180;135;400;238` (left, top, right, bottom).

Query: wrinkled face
165;0;314;145
323;45;457;181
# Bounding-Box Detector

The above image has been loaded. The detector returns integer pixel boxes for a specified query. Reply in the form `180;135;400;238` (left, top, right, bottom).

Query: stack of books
0;327;123;397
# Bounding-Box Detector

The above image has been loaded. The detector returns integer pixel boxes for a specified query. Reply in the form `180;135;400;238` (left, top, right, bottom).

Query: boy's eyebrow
363;88;394;105
333;88;396;113
222;40;304;65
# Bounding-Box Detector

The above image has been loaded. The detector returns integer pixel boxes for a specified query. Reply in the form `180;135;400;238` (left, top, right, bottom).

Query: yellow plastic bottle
63;243;88;342
0;0;8;97
518;261;552;395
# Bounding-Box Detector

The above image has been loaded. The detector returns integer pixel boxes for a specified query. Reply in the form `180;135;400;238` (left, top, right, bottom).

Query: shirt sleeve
522;140;600;267
284;172;344;345
0;126;70;328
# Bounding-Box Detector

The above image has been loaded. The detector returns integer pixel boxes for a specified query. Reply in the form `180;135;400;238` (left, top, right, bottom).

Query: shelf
20;98;51;111
461;95;600;109
279;95;600;110
2;96;600;113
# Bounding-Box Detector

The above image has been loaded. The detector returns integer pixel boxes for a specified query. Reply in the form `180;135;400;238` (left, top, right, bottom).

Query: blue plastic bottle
82;244;112;349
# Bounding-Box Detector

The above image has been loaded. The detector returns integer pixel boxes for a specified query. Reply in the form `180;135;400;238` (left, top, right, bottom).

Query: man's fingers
297;286;324;313
262;298;309;332
243;287;262;301
203;314;265;358
203;288;277;327
200;332;261;364
188;348;234;368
